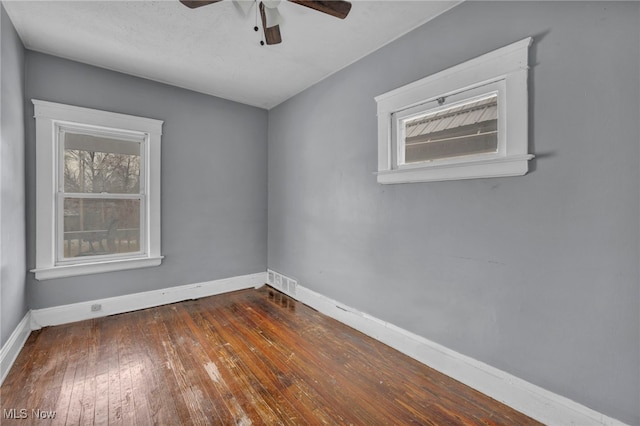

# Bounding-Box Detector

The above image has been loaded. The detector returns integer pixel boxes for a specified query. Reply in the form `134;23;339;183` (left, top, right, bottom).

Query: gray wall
25;52;268;308
1;4;27;348
267;2;640;424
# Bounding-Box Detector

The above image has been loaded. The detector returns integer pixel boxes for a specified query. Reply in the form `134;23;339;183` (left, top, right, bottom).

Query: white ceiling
3;0;460;109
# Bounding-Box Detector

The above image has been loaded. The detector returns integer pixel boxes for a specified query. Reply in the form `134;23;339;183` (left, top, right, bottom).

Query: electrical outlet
91;304;102;312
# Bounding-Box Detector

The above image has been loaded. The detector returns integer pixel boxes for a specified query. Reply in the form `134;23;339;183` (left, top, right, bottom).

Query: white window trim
375;37;534;184
31;100;163;280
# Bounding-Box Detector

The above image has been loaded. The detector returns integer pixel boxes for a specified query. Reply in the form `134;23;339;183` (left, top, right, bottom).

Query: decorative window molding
375;37;534;184
31;100;163;280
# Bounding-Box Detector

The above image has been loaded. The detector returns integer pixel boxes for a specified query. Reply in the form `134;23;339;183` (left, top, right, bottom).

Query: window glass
60;131;143;261
403;94;498;164
63;133;141;194
62;198;140;258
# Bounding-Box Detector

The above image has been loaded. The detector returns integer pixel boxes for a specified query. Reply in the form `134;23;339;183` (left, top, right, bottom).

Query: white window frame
31;100;163;280
375;37;534;184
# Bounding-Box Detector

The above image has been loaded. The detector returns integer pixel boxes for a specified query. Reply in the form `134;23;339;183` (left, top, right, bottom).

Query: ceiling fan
179;0;352;45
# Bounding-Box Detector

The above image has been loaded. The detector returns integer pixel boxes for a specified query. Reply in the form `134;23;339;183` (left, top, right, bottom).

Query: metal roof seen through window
406;95;498;140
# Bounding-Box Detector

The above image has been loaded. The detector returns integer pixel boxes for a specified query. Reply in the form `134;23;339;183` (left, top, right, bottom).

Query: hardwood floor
1;286;541;425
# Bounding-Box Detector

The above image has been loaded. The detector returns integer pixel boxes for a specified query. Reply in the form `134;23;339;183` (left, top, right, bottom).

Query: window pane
64;133;141;194
404;94;498;163
63;198;140;258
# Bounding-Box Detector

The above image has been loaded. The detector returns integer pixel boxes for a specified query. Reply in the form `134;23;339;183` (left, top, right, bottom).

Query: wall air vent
267;269;298;297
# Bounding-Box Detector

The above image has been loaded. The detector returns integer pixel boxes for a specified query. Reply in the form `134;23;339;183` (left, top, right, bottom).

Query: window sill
376;154;534;184
31;256;164;280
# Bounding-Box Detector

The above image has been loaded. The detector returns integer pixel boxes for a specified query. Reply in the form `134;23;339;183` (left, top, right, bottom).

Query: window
32;100;163;280
375;37;533;184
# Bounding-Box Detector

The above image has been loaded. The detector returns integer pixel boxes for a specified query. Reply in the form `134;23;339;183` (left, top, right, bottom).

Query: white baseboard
266;270;626;426
1;312;32;386
31;272;267;329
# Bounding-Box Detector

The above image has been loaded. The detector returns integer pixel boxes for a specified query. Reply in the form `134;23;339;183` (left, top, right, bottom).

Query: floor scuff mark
204;361;222;384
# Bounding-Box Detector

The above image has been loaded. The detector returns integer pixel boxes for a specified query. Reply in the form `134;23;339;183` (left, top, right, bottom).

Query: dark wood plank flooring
1;286;541;425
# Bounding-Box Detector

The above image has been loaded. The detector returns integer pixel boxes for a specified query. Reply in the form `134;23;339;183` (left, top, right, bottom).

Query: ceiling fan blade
259;2;282;45
288;0;351;19
179;0;224;9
